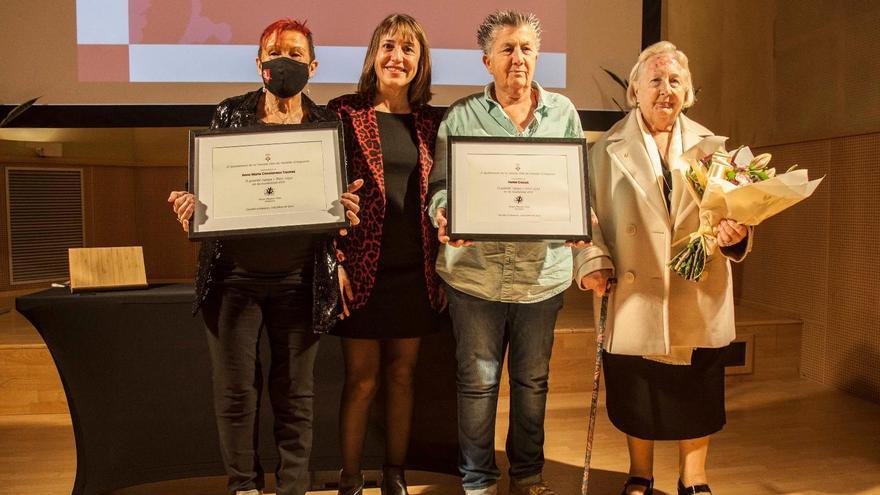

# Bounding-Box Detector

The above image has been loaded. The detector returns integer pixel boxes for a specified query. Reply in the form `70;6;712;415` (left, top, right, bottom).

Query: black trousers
202;283;319;495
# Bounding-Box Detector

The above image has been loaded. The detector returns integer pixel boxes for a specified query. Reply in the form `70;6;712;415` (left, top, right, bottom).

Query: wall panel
737;134;880;402
826;133;880;402
667;0;880;403
0;162;197;291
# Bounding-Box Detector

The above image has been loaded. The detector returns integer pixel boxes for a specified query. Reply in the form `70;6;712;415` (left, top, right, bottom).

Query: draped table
17;284;458;494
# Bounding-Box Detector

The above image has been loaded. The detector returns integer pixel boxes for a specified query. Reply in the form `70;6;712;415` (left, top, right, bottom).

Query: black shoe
381;464;408;495
678;479;712;494
337;469;364;495
621;476;653;495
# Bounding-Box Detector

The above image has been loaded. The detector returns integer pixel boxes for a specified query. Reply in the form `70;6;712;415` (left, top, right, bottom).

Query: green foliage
0;97;40;127
601;66;628;113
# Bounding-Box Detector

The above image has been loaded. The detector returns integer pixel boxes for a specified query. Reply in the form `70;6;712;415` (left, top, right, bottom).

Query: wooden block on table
68;246;148;293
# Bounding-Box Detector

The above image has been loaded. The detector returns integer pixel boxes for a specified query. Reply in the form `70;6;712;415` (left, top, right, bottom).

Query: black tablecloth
17;284;458;494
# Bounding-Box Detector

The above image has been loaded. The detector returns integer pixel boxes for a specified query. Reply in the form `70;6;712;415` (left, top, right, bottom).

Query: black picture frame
447;135;591;242
187;120;349;240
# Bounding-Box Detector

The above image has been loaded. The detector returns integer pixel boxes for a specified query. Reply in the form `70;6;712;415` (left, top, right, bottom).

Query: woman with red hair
168;18;361;495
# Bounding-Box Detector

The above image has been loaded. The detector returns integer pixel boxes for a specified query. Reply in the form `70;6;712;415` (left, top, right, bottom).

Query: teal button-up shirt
427;82;584;303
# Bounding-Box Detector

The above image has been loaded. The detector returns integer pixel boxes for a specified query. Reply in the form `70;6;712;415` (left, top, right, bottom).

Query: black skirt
331;264;448;340
603;346;728;440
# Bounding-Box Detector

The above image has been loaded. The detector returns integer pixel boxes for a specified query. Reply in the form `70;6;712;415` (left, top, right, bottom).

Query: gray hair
626;41;695;108
476;10;542;55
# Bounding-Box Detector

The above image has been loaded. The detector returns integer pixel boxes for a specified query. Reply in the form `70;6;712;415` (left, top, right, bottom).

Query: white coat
575;110;752;356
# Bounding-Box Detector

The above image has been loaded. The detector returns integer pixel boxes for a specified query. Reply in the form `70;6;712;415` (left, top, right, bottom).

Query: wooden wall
0;128;199;290
664;0;880;403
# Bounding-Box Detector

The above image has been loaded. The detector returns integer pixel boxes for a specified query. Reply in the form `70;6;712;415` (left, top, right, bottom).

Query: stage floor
2;371;880;495
2;287;878;494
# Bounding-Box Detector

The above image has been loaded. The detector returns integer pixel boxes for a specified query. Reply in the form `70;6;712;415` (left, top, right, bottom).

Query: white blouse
635;110;684;211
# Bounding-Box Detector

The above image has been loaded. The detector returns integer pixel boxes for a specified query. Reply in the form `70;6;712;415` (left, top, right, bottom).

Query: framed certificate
447;136;591;241
187;121;349;240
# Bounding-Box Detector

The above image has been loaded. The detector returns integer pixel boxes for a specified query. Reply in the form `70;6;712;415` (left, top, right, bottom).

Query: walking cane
581;277;616;495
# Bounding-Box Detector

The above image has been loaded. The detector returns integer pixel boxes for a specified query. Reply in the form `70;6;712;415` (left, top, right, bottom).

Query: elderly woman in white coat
576;41;751;495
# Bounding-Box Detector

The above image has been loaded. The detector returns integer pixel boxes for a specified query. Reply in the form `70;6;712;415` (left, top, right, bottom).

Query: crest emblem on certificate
264;187;274;196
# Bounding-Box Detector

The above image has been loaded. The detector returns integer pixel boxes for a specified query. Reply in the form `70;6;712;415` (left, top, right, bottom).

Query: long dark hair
357;14;432;108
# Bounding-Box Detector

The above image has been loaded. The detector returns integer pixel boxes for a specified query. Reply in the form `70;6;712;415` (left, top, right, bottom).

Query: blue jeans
444;284;564;490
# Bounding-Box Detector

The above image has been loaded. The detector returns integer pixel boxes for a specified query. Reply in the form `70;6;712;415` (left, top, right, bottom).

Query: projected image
76;0;566;86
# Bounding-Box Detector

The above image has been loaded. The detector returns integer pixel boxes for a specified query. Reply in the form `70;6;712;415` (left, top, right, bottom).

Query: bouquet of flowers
668;136;823;281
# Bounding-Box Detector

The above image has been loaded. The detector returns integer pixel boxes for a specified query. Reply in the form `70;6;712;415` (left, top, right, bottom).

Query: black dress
332;111;443;339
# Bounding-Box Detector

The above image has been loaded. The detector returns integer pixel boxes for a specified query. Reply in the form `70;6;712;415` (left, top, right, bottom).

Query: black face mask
260;57;310;98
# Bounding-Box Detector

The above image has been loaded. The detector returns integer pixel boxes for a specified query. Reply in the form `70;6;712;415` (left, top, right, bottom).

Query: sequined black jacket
193;89;340;333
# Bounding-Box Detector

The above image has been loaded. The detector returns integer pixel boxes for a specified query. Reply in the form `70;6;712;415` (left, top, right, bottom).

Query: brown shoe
509;476;556;495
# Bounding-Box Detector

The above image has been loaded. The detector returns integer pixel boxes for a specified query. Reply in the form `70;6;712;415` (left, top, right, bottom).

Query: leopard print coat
327;93;443;311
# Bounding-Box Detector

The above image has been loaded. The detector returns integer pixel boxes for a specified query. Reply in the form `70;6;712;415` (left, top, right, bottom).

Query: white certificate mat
188;122;348;239
449;137;590;240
